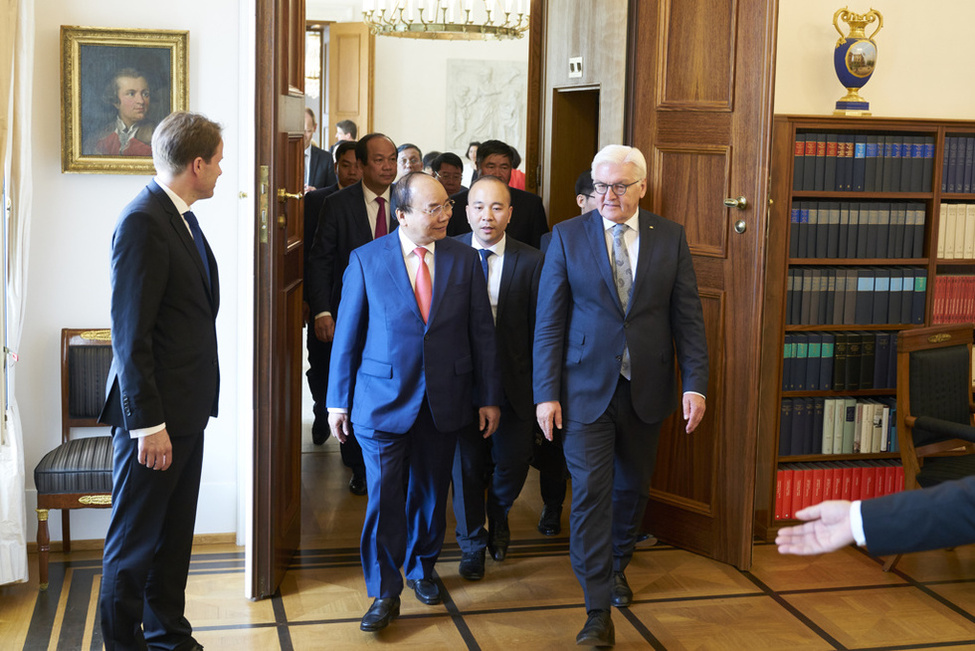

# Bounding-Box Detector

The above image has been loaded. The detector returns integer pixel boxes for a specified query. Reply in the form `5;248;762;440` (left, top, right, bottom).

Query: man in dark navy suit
327;172;502;632
302;139;360;445
304;108;336;192
305;133;398;493
98;111;223;651
451;175;543;580
446;139;549;249
778;475;975;557
534;145;709;647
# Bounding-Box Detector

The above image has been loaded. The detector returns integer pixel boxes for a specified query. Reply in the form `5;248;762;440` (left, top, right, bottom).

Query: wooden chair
883;323;975;571
33;328;114;589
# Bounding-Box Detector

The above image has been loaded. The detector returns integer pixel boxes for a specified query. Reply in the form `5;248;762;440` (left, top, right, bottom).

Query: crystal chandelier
362;0;530;40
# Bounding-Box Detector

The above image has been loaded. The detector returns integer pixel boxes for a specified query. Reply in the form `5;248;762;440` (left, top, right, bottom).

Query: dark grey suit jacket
455;234;543;421
99;180;220;436
533;208;708;425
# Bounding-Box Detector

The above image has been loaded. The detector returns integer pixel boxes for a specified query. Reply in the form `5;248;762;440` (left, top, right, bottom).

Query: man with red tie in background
305;133;398;494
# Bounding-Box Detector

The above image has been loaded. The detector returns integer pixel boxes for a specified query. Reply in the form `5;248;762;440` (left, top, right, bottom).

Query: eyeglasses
436;171;462;182
414;199;454;217
592;180;641;196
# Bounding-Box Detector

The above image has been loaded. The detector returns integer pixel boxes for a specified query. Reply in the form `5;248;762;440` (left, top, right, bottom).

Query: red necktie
414;247;432;323
375;197;387;238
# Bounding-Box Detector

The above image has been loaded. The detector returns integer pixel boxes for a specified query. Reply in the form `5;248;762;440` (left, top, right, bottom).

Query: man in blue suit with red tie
327;172;502;633
98;112;223;651
534;145;709;647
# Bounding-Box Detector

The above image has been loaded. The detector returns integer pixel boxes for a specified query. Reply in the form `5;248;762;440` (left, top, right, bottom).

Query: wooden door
252;0;306;598
327;22;373;142
628;0;777;569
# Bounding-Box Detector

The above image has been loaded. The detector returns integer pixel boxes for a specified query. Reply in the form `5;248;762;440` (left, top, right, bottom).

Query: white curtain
0;0;34;585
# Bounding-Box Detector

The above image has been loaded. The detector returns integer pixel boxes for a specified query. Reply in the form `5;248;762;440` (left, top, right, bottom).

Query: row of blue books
779;397;898;457
943;136;975;194
782;331;898;392
793;132;935;193
789;201;925;259
786;267;926;326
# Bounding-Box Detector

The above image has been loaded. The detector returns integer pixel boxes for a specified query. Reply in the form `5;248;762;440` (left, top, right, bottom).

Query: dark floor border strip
618;607;667;651
741;570;847;650
435;570;481;651
24;561;65;651
270;590;294;651
847;641;975;651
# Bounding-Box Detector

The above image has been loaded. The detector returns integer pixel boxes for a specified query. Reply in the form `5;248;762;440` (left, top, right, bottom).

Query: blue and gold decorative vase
832;7;883;116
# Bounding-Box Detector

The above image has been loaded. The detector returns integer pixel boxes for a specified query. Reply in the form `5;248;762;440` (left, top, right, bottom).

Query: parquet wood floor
5;430;975;650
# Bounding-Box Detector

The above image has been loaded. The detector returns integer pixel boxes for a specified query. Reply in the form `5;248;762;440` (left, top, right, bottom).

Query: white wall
373;36;529;161
22;0;254;543
775;1;975;119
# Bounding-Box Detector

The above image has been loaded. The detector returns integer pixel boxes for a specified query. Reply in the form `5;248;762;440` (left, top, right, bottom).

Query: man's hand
478;406;501;439
536;401;562;441
329;412;351;444
682;393;706;433
776;500;855;555
138;429;173;471
304;184;316;194
314;314;335;342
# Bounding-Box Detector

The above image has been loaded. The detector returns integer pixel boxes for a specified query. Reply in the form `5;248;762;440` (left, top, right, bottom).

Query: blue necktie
183;211;211;287
479;248;493;282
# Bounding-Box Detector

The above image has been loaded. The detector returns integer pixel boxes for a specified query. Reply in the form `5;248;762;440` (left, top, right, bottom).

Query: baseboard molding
26;532;237;554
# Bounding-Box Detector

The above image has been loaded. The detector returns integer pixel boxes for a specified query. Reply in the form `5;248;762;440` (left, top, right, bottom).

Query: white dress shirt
470;235;506;323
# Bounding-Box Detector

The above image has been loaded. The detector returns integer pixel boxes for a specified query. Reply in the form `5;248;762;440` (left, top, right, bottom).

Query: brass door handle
277;188;302;202
723;196;748;210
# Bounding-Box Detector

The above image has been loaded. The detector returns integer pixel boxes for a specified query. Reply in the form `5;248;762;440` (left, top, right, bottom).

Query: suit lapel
427;242;452;328
497;241;516;323
585;212;623;314
382;235;424;324
149;182;215;305
630;210;656;308
351;183;373;243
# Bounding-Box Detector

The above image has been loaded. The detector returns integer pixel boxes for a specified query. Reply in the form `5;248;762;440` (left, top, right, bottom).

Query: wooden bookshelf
754;115;975;542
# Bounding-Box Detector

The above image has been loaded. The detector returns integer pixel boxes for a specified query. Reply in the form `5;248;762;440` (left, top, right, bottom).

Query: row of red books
933;275;975;324
775;460;904;521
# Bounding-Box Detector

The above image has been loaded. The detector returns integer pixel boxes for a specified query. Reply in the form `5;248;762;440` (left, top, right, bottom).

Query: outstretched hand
775;500;856;555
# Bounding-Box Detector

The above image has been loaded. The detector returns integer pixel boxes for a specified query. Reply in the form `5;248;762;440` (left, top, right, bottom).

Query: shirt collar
154;177;191;215
470;233;506;258
397;227;435;258
363;182;392;206
601;210;640;233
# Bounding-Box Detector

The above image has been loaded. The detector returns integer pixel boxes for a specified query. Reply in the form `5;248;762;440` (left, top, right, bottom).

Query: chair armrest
913;416;975;444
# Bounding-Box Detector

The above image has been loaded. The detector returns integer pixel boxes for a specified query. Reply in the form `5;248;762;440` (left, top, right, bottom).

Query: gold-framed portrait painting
61;26;188;175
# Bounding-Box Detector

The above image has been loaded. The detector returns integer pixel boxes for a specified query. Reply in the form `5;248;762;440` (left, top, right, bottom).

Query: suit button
424;335;429;342
624;322;629;328
615;355;622;361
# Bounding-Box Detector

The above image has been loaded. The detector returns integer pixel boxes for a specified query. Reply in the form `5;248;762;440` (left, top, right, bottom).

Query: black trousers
562;377;662;612
306;326;364;475
100;428;204;651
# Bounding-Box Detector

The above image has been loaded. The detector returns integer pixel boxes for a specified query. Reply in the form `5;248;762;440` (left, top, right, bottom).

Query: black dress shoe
610;571;632;608
349;474;367;496
360;596;400;631
537;504;562;536
576;609;614;647
406;577;441;605
636;531;658;546
459;549;486;581
312;424;329;445
488;515;510;561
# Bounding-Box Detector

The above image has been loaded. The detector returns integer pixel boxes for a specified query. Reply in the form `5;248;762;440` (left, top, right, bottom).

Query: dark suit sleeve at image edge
110;210;170;428
532;227;570;404
669;226;709;396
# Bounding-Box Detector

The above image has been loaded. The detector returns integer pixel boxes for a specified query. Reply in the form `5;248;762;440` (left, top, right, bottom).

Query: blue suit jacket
327;234;503;434
533;208;708;425
863;476;975;556
99;180;220;436
455;234;543;421
305;181;397;317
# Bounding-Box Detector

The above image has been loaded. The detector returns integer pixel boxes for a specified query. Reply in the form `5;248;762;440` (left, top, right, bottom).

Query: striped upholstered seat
33;329;113;590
